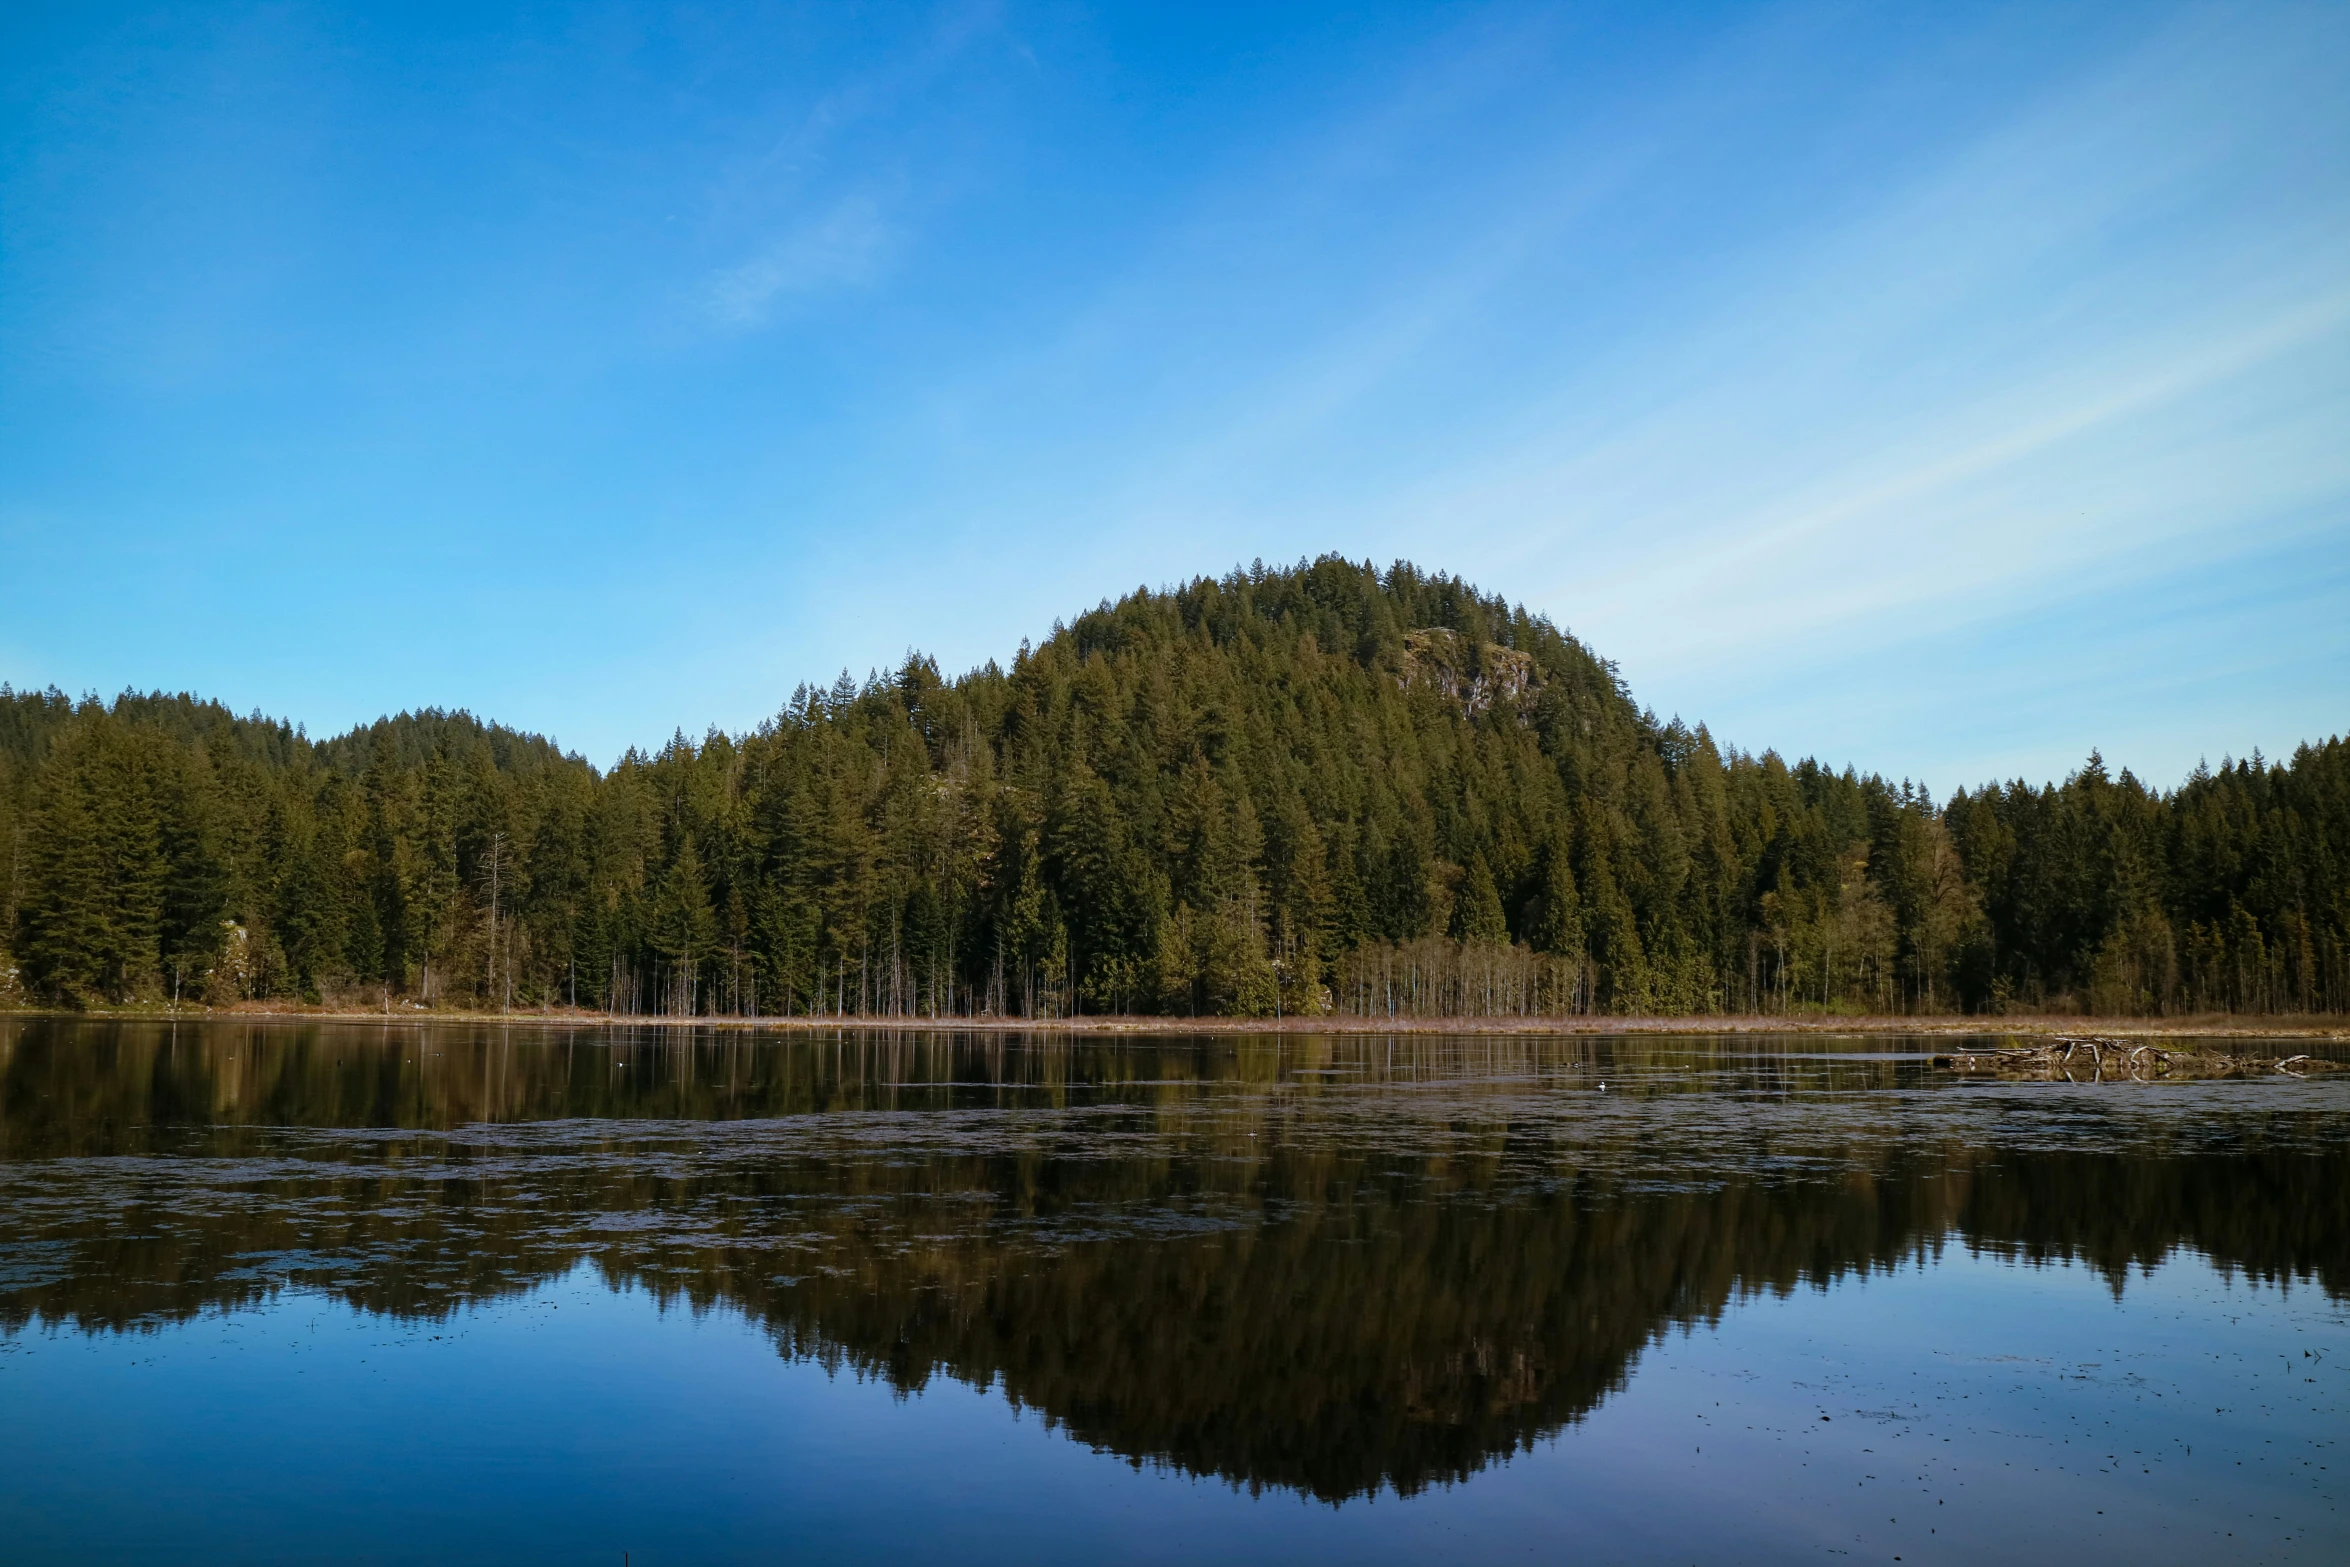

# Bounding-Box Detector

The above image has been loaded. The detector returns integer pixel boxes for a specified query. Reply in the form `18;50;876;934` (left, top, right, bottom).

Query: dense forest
3;557;2343;1017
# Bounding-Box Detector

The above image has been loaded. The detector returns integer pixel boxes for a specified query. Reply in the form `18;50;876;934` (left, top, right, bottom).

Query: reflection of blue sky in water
1;1251;2340;1565
2;1020;2347;1557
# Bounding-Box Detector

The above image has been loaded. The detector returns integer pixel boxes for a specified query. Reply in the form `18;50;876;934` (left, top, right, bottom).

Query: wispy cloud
704;195;891;326
695;3;999;333
889;2;2347;786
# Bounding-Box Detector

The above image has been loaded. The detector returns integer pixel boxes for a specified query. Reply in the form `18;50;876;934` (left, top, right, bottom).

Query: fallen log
1930;1041;2342;1081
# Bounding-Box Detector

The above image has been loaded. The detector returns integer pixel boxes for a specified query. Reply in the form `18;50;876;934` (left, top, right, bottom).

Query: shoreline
5;1004;2345;1041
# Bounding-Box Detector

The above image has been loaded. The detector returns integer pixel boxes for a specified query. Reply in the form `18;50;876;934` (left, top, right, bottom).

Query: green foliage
4;557;2344;1016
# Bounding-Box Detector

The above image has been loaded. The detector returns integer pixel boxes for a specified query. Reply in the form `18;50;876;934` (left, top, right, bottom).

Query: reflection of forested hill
4;1020;2346;1500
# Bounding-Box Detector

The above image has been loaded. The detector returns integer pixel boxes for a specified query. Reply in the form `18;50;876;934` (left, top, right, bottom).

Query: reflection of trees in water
3;1020;2346;1501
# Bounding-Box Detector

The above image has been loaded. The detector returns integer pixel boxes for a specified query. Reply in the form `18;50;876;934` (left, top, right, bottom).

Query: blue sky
3;1;2344;790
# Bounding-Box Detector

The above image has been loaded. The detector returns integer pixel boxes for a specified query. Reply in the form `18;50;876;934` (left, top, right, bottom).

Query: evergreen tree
3;564;2343;1018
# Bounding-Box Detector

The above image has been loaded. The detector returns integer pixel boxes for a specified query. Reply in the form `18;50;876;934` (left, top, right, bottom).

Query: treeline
2;556;2343;1016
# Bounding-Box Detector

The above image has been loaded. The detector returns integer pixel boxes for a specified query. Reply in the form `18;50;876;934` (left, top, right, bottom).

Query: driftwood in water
1930;1035;2342;1081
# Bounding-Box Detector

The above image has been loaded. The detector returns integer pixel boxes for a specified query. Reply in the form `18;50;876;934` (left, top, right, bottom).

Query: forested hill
3;557;2343;1017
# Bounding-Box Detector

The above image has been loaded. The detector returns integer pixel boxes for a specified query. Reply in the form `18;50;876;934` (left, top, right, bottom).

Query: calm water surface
1;1018;2345;1564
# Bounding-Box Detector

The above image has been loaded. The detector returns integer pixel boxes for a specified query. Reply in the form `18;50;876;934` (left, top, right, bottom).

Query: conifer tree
3;568;2343;1018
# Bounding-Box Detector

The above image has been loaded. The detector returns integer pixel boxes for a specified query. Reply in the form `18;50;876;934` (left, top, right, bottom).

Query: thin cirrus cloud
0;1;2340;787
692;4;998;331
950;3;2350;789
704;195;895;326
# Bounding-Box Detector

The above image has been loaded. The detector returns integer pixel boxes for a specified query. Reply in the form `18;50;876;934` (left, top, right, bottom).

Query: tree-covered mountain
3;557;2342;1015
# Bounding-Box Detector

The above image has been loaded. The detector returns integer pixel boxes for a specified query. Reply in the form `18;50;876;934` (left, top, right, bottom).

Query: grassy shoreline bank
4;1003;2344;1040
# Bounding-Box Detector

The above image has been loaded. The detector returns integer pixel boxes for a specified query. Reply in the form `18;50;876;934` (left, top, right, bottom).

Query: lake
1;1017;2344;1564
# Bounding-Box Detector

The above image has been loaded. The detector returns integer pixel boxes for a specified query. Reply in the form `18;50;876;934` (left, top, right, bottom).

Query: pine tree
4;568;2344;1019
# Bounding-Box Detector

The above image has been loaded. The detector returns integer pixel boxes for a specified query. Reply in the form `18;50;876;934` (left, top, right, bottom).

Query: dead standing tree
480;830;510;1013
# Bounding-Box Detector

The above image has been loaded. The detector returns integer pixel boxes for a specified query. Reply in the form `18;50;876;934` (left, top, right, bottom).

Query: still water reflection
2;1018;2345;1563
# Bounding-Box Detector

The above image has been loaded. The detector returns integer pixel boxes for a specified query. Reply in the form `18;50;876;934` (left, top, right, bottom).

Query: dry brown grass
12;1000;2342;1041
